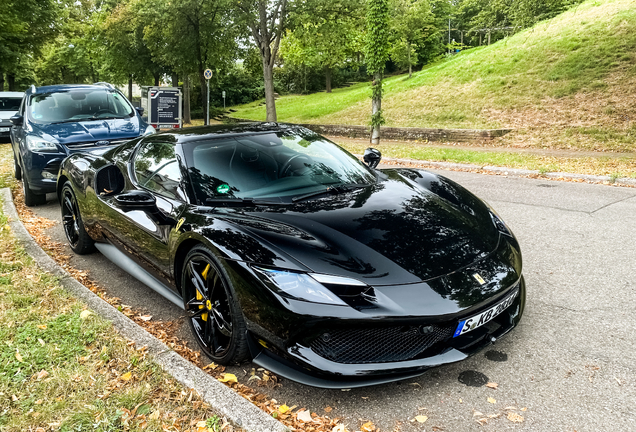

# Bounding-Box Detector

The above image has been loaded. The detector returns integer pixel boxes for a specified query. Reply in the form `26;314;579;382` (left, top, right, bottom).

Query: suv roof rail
93;82;115;89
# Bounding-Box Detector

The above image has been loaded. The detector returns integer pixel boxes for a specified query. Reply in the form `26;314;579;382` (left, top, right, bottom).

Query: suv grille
310;325;454;364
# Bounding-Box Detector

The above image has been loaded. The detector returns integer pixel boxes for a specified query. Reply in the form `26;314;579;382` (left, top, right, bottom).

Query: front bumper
247;276;526;388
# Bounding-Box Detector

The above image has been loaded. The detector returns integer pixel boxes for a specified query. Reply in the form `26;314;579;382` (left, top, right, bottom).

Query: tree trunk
325;67;332;93
370;71;382;146
172;73;178;87
0;72;4;92
407;42;412;79
7;74;16;91
199;70;208;125
128;75;133;101
183;74;191;124
154;74;160;86
262;56;277;122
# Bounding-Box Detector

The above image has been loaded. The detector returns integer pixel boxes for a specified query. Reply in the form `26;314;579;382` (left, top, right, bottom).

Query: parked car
57;123;525;388
10;83;155;206
0;91;24;142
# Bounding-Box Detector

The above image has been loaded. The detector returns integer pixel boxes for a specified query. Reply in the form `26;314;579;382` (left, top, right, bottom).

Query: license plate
453;289;518;337
0;127;9;132
158;124;175;129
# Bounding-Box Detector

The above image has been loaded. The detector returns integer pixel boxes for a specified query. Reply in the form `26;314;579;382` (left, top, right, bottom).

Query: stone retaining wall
225;117;511;142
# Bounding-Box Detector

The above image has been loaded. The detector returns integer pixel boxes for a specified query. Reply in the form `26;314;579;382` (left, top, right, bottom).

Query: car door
107;139;188;290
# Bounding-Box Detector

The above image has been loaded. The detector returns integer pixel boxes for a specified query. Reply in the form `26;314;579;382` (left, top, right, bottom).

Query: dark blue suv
10;83;155;205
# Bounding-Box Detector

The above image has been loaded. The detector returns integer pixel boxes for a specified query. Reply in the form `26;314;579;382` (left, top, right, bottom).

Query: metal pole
206;79;210;125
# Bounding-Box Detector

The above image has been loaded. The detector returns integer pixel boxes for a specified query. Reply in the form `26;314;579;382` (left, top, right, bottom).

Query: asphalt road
30;170;636;432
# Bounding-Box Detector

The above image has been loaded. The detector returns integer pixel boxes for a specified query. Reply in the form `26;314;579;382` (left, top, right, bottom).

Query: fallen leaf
473;411;483;417
415;415;428;423
202;362;217;370
138;315;152;321
361;421;375;432
80;310;92;319
218;373;237;383
296;410;313;423
324;406;333;413
38;338;45;346
279;404;290;414
485;382;499;389
504;406;517;410
521;407;528;411
121;371;132;381
332;424;348;432
507;412;524;423
35;428;45;432
12;395;18;402
37;370;49;380
487;397;496;404
15;349;23;362
149;410;161;420
37;325;47;330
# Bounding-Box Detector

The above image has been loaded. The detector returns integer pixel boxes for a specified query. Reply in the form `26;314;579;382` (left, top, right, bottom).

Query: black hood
219;170;500;285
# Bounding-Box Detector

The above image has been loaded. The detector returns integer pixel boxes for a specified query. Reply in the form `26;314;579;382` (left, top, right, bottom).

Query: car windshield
0;97;21;111
28;89;134;124
183;130;376;203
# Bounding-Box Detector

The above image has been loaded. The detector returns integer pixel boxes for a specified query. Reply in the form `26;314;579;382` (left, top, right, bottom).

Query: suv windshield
0;97;21;111
28;89;134;124
183;130;376;203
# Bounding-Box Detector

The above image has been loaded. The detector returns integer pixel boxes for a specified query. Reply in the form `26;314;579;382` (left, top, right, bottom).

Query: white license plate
158;124;176;129
0;127;9;132
453;289;518;337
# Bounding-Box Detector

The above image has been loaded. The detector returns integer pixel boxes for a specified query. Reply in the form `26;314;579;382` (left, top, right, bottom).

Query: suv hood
32;117;142;145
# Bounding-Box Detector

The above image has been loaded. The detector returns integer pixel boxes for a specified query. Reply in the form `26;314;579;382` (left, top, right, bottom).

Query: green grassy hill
233;0;636;152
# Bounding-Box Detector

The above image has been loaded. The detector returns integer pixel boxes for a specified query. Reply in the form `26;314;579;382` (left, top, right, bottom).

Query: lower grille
310;325;454;364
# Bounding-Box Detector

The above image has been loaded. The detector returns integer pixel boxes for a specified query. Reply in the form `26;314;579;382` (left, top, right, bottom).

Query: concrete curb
0;188;289;432
378;156;636;187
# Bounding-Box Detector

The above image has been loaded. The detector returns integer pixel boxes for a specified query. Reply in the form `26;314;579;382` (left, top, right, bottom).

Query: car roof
0;92;24;97
28;84;116;96
157;122;313;144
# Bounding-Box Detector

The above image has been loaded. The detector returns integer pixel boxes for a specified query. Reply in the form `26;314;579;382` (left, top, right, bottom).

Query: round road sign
204;69;213;79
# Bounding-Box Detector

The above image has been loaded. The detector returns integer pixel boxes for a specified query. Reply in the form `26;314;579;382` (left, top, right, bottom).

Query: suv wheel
22;175;46;206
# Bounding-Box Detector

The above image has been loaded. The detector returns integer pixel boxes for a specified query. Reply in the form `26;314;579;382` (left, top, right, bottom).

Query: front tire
61;182;94;254
182;246;249;365
22;175;46;206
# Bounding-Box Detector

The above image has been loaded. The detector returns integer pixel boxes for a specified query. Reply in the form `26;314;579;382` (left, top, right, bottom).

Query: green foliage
388;0;436;73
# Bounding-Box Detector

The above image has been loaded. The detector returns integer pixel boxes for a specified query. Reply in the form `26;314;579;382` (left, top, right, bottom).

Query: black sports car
57;123;525;388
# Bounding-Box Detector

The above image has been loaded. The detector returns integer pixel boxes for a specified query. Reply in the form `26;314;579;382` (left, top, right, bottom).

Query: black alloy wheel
182;246;248;364
22;174;46;206
61;182;95;254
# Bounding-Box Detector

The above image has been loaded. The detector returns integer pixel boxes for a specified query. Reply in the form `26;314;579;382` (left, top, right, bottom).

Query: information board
141;86;182;129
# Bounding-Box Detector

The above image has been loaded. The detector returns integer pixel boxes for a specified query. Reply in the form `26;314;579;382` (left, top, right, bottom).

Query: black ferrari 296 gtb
57;123;525;388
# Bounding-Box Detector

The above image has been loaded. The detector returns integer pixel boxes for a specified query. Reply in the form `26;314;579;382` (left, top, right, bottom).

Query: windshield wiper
291;183;368;203
88;115;127;121
204;197;287;207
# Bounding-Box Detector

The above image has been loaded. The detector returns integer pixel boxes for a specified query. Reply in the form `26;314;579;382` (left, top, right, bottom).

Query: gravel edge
377;156;636;187
0;187;289;432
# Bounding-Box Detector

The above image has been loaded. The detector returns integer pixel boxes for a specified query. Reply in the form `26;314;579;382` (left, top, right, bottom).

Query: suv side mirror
9;114;23;126
135;107;145;116
363;148;382;169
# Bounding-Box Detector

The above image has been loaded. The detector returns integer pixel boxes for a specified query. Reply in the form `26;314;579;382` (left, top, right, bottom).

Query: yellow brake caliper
198;263;211;321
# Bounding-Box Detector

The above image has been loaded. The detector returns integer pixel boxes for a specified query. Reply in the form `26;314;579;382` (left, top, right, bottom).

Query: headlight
143;125;156;136
253;267;358;306
26;136;58;152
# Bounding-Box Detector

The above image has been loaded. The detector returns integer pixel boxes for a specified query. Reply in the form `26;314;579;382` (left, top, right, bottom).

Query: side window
134;141;184;200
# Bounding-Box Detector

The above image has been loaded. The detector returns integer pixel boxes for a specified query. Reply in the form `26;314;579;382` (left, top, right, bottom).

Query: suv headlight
144;125;156;136
26;136;58;152
253;267;366;306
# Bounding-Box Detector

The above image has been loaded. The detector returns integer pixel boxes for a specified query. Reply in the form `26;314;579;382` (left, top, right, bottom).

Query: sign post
222;90;226;109
204;68;212;125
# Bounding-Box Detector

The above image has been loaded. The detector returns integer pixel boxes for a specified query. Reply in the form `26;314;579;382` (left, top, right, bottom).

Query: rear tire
14;157;21;181
61;182;95;254
22;175;46;206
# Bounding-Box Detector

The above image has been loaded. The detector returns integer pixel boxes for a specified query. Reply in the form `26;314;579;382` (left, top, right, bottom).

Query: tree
282;0;365;93
235;0;289;122
389;0;436;78
366;0;390;146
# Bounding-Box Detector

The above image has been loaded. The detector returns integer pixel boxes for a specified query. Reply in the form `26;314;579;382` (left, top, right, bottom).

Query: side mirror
114;190;156;210
135;107;145;116
9;114;23;126
363;148;382;169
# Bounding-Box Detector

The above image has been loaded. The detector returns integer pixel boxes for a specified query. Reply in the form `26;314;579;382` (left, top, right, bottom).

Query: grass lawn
232;0;636;153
